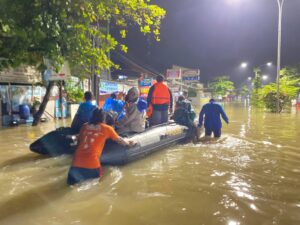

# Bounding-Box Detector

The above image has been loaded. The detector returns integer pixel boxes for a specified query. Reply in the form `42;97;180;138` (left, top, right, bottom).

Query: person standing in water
71;91;97;133
67;108;135;185
198;99;229;138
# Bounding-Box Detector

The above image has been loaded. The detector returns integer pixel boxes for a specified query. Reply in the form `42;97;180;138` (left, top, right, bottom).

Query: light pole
276;0;285;113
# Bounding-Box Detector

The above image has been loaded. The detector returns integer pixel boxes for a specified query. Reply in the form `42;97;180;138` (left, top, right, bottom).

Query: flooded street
0;104;299;225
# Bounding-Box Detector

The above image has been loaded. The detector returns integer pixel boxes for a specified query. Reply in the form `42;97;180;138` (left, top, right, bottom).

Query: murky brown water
0;104;300;225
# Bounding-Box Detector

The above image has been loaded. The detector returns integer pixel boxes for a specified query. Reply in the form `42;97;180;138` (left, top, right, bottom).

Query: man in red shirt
67;108;135;185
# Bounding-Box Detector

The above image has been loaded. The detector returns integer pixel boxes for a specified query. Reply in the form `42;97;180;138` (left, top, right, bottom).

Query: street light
262;75;269;80
276;0;285;113
241;62;248;68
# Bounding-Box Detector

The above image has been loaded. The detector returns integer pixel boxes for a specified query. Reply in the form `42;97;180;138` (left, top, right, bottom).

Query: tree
0;0;166;125
258;67;300;112
208;76;235;98
251;68;263;108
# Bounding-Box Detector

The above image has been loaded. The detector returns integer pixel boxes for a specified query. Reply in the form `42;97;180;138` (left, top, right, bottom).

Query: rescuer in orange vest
147;75;173;126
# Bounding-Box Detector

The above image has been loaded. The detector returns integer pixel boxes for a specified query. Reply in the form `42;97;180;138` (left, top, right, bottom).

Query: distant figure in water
67;108;135;185
198;99;229;138
71;91;97;133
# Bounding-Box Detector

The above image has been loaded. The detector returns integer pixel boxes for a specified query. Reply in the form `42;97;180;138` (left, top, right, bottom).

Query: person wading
198;99;229;138
147;75;173;126
67;108;135;185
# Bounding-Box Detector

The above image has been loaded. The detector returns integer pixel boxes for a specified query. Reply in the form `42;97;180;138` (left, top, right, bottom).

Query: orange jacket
151;82;171;105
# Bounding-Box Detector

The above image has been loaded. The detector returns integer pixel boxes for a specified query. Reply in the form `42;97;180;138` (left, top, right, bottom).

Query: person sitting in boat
173;95;199;142
67;108;135;185
103;92;126;122
71;91;97;133
116;87;146;135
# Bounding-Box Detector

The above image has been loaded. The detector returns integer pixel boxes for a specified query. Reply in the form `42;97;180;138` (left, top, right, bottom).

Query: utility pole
276;0;285;113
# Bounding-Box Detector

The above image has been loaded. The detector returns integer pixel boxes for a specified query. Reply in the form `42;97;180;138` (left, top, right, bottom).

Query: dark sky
123;0;300;85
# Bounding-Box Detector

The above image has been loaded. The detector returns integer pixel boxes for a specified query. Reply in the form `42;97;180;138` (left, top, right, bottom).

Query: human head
84;91;93;101
209;98;215;103
125;87;139;103
156;75;164;83
183;91;188;98
178;95;185;101
89;108;104;125
110;93;117;99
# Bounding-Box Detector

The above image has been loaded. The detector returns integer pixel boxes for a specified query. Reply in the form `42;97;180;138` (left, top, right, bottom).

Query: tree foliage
209;76;235;98
0;0;166;75
257;67;300;112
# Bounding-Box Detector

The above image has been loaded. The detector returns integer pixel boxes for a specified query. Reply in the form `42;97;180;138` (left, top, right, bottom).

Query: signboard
166;69;181;80
48;73;69;81
139;78;153;97
100;81;119;93
140;78;153;87
182;69;200;82
45;61;71;81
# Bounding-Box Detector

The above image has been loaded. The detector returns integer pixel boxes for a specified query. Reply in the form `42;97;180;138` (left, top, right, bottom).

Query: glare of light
262;75;268;80
267;62;272;66
228;220;240;225
241;62;248;68
247;77;252;81
226;0;242;5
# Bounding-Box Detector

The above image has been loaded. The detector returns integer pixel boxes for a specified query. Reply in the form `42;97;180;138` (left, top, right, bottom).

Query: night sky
122;0;300;86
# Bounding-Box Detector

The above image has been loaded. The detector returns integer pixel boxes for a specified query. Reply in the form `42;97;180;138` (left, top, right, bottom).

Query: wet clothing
198;102;229;137
147;82;173;125
174;99;197;141
71;101;96;133
71;123;119;169
205;128;221;138
173;99;196;127
67;167;102;185
117;102;146;134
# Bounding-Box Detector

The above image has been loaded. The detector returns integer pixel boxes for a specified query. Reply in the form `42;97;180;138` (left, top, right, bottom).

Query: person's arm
198;106;205;127
168;88;173;111
116;137;136;147
147;86;154;107
108;126;136;147
219;106;229;124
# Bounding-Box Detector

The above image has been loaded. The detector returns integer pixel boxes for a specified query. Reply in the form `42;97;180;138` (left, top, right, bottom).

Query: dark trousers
67;167;102;185
205;128;221;138
151;109;168;126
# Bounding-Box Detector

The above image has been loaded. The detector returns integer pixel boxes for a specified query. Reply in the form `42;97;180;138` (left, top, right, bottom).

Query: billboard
181;69;200;82
166;69;181;80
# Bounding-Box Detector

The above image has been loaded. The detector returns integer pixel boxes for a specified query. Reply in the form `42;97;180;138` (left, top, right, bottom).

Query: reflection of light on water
211;170;226;177
239;124;246;138
137;192;171;199
226;175;256;201
109;167;123;186
250;203;258;211
228;220;240;225
76;179;99;192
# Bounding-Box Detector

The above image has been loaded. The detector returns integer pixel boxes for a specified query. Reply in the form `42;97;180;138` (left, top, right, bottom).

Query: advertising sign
139;78;153;97
100;81;119;93
166;69;181;80
182;69;200;82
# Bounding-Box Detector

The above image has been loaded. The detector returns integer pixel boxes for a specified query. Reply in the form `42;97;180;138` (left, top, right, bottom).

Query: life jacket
151;82;170;105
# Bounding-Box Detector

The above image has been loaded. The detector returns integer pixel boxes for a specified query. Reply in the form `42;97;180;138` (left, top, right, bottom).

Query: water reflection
0;104;299;225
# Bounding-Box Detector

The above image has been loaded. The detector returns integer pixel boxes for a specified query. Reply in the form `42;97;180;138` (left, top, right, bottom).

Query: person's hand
169;108;173;114
127;140;137;147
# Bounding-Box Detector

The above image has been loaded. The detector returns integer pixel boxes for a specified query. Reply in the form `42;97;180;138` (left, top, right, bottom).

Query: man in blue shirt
71;91;97;133
198;99;229;138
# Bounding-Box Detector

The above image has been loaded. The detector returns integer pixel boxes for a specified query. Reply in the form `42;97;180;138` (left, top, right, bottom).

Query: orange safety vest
151;82;170;105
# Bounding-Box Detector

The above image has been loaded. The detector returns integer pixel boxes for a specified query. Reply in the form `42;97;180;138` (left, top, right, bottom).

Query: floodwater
0;104;299;225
